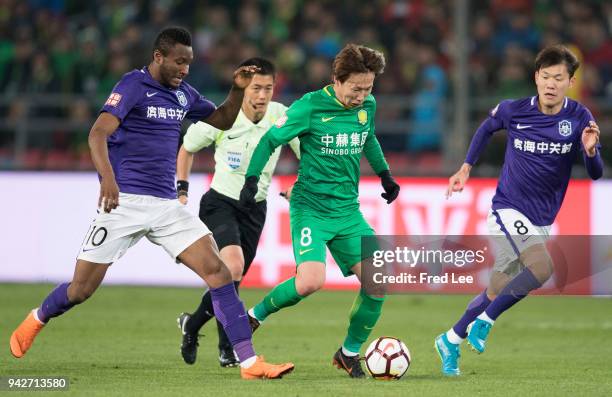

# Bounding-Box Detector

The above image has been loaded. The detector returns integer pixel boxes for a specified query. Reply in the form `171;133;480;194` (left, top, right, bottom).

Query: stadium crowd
0;0;610;173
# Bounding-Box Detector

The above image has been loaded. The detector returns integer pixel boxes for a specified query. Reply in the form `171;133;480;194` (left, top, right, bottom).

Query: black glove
239;176;259;208
378;170;400;204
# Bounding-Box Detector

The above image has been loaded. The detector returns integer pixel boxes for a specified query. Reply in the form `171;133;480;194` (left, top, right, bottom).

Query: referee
175;57;300;367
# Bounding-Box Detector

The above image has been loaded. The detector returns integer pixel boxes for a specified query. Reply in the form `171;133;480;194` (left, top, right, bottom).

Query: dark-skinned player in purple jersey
9;26;294;380
435;45;603;376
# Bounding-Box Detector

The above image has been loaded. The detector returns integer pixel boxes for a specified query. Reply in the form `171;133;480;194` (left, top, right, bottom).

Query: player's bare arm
88;112;121;213
202;65;260;130
582;121;601;157
176;145;195;205
446;163;472;198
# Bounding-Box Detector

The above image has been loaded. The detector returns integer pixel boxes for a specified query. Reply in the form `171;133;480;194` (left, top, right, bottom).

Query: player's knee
206;257;223;274
200;261;232;288
67;282;95;304
195;247;226;277
207;258;232;280
522;246;553;284
296;282;321;296
229;266;243;281
295;275;325;296
487;283;503;298
527;258;553;284
224;260;244;281
488;271;509;298
219;246;245;281
295;261;326;296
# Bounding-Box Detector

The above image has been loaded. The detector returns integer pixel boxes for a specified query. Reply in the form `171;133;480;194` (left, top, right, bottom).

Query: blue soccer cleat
467;318;492;353
434;333;461;376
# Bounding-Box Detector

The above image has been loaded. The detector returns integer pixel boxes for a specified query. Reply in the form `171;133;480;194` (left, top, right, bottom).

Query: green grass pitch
1;284;611;396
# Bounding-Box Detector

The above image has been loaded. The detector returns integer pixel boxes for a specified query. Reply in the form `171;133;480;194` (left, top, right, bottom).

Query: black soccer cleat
177;312;199;365
247;311;260;333
218;347;240;367
332;348;366;378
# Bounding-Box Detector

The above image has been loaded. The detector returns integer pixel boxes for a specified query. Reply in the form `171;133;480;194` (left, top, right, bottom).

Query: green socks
253;277;304;321
252;279;384;355
343;290;385;354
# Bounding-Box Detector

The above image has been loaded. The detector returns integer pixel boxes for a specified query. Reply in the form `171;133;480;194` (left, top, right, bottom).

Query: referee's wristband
177;180;189;195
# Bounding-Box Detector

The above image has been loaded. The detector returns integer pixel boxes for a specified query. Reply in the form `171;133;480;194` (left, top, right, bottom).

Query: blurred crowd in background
0;0;610;175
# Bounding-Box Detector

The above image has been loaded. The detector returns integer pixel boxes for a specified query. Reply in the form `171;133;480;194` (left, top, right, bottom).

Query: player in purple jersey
9;27;294;380
435;45;603;376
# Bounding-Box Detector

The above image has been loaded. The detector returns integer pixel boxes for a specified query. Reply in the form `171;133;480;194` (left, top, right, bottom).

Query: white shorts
77;193;211;264
487;208;551;276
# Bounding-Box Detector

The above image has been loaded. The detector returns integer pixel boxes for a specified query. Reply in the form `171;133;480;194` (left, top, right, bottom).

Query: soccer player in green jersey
238;44;400;378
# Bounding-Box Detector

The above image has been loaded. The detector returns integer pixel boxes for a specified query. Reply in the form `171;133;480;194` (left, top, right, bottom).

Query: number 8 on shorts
300;227;312;247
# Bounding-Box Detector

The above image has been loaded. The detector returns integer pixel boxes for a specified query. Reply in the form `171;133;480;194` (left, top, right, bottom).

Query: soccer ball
364;336;411;380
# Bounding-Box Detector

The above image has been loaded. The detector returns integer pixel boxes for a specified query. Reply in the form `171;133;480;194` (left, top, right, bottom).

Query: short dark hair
239;57;276;78
535;45;580;78
332;44;385;83
153;27;192;56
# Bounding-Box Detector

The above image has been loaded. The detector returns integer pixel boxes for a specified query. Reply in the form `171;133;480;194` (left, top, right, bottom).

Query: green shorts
290;207;376;277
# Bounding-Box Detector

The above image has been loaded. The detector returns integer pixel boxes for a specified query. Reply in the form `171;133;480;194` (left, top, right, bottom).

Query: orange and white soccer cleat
240;356;294;380
10;309;46;358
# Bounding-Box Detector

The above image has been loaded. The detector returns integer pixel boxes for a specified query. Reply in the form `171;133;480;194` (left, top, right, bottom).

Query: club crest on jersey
357;109;368;125
175;90;188;107
558;120;572;137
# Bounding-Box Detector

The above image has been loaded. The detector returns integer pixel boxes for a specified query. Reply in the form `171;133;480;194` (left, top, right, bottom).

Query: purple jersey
101;67;216;199
466;96;599;226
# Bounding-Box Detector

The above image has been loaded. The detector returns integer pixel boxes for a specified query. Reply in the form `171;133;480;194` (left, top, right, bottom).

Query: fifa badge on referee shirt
358;109;368;125
227;151;242;170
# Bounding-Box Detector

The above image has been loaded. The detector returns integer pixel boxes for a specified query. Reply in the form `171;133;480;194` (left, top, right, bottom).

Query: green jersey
246;85;389;214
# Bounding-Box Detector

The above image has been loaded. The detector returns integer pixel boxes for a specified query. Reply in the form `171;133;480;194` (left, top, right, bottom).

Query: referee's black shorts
199;188;266;276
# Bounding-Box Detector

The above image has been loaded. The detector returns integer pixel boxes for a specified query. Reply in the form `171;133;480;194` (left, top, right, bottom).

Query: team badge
558;120;572;137
176;90;188;107
357;109;368;125
105;93;122;107
226;151;242;170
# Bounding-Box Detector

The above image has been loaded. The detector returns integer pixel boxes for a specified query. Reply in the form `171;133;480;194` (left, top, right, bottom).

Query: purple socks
38;283;75;323
210;282;255;362
451;268;542;337
485;267;542;321
452;290;491;338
